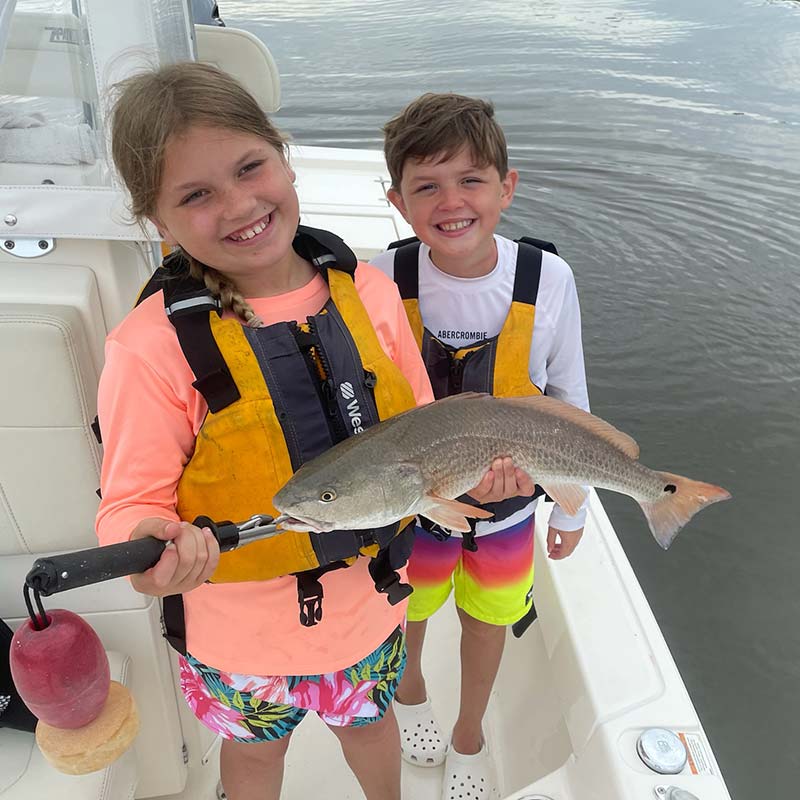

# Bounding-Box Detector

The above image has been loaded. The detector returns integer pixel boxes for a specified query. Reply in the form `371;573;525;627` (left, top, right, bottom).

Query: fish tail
638;471;731;549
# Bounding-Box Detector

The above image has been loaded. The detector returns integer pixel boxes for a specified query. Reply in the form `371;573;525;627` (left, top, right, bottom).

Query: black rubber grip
26;537;169;596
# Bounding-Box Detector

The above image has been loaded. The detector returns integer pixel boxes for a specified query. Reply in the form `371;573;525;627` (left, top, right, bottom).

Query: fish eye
320;490;337;503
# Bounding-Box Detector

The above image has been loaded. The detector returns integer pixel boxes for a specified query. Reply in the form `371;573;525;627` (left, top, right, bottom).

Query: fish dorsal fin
502;395;640;459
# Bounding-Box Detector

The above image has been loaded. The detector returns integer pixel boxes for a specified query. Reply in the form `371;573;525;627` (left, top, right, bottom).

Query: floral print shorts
178;626;406;742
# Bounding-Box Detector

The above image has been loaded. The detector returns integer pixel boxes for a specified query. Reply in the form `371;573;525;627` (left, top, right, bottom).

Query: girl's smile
224;212;273;244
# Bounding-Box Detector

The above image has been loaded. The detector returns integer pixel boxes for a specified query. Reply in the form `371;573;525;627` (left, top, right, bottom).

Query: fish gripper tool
24;513;289;596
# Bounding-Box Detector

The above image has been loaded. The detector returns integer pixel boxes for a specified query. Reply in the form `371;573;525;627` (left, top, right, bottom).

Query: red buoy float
10;609;110;728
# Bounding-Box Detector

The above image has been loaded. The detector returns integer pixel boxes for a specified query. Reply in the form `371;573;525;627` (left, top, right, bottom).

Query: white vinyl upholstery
196;24;281;113
0;264;104;555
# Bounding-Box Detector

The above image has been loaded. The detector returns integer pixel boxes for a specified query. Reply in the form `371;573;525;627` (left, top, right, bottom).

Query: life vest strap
368;525;415;606
391;240;421;301
297;523;416;626
165;294;221;318
162;593;188;656
294;224;358;278
510;242;543;306
175;312;241;413
141;254;242;414
296;567;344;628
511;599;538;639
516;235;558;257
419;516;453;542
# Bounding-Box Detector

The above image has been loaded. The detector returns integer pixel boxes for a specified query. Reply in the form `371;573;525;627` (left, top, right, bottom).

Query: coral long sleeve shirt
96;264;433;676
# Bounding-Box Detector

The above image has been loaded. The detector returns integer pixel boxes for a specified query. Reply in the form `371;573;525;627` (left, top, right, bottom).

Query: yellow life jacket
389;236;556;541
138;226;418;634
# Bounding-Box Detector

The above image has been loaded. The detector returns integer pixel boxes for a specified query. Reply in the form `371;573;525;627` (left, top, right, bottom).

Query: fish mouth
278;515;333;533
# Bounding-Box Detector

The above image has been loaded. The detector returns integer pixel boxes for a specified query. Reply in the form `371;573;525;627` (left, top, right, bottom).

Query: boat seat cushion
196;24;281;112
0;650;138;799
0;264;104;555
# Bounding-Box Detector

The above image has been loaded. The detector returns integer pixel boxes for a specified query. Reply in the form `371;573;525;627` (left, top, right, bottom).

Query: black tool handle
25;516;241;596
26;537;169;596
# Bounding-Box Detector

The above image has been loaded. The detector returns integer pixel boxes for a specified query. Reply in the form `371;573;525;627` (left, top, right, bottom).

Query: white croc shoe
393;697;447;767
441;740;498;800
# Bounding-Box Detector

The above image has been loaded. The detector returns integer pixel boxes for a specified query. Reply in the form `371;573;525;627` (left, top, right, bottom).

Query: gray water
223;1;799;795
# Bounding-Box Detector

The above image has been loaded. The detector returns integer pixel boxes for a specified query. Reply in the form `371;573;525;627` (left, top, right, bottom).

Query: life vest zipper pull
449;357;465;394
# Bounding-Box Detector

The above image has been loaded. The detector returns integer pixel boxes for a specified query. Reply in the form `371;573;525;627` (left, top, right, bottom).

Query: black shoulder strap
155;252;241;414
512;241;544;306
174;314;241;413
517;236;558;257
294;224;358;278
387;235;420;251
136;249;194;306
162;594;188;655
392;240;421;301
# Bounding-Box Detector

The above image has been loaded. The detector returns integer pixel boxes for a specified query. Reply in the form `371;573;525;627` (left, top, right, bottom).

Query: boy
370;93;590;799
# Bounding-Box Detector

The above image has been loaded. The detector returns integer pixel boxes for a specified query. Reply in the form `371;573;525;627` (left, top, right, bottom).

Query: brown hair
110;62;289;326
383;93;509;189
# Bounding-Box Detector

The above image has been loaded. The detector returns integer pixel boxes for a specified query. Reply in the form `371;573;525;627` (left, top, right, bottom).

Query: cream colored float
0;2;731;799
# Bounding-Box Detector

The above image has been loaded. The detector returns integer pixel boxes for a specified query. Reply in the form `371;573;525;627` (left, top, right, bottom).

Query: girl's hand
129;518;220;597
547;526;584;560
467;457;537;503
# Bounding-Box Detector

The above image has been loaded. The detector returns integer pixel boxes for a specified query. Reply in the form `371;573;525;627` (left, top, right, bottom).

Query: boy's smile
388;147;518;278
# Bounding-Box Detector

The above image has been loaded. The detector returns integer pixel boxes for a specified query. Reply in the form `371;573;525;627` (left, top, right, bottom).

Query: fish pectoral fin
422;494;494;533
539;483;588;516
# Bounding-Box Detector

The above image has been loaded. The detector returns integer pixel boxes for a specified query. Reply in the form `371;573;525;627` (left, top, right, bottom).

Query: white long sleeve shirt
371;234;590;533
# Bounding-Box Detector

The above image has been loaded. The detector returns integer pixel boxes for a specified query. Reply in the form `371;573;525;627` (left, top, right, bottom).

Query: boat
0;2;733;799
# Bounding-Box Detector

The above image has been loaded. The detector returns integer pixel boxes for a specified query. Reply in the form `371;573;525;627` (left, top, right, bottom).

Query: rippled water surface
221;1;798;795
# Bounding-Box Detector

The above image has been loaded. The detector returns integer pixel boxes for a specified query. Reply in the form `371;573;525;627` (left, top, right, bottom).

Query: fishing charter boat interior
0;2;733;799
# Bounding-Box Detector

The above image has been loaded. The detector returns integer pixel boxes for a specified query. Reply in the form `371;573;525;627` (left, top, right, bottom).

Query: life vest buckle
461;529;479;552
373;570;413;606
297;577;324;627
419;518;453;542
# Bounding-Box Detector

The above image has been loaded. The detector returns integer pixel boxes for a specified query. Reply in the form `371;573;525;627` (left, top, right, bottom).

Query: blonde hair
110;62;289;326
383;93;509;189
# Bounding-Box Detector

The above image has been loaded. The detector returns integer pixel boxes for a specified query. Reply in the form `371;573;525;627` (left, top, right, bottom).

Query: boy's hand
129;518;220;597
547;526;584;560
468;457;537;503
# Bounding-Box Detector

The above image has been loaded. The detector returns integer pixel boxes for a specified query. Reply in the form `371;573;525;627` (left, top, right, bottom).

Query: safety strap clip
373;570;413;606
297;578;324;627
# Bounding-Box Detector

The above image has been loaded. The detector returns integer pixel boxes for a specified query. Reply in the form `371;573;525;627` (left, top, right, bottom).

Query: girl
96;62;434;800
